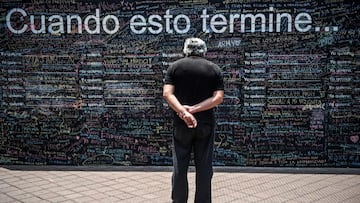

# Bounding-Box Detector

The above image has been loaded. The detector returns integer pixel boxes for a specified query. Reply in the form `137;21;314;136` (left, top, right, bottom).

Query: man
163;37;224;203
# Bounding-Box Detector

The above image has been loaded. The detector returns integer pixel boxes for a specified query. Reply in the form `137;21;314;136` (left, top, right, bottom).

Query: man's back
165;56;223;125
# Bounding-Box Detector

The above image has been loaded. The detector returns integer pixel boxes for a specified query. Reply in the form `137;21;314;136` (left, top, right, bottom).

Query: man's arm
163;84;197;128
163;84;188;114
185;90;224;114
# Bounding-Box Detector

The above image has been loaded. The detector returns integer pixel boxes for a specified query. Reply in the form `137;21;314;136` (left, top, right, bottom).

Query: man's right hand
178;111;197;128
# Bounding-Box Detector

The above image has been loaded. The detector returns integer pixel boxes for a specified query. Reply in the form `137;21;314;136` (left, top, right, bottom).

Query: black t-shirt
164;56;224;126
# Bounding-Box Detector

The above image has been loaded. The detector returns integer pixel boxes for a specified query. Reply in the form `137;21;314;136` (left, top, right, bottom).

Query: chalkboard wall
1;0;359;167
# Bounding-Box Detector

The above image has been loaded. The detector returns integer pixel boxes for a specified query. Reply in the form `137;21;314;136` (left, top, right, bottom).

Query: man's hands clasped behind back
177;109;197;128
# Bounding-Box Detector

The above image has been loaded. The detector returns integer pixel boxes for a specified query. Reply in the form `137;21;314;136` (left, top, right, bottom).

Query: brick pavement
0;166;359;203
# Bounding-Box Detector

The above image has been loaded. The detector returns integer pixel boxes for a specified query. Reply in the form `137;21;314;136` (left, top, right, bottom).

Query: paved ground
0;166;359;203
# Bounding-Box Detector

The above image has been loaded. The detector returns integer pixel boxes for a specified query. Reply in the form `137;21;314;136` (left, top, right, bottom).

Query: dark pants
171;123;214;203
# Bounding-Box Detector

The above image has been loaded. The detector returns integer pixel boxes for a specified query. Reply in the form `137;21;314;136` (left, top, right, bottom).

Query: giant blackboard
0;0;359;167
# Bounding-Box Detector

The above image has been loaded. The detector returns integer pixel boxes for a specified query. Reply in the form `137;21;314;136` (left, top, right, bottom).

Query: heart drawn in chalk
350;135;359;143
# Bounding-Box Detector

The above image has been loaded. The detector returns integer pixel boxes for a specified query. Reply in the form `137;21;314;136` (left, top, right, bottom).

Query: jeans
171;123;214;203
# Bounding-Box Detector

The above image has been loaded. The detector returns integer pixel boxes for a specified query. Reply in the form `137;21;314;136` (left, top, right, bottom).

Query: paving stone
0;193;18;203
